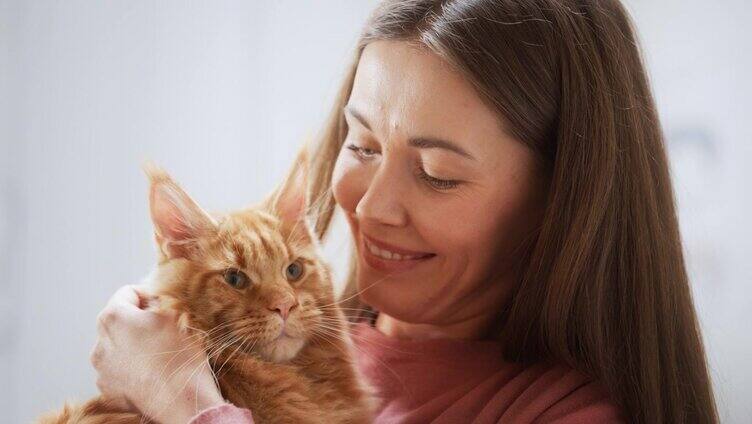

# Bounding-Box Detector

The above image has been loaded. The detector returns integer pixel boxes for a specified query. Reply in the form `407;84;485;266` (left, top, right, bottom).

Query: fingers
89;339;105;369
107;284;146;312
105;395;135;412
132;283;159;309
96;284;160;337
96;304;139;337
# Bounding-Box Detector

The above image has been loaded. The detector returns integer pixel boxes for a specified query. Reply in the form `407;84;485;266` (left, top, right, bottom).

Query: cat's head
144;149;335;363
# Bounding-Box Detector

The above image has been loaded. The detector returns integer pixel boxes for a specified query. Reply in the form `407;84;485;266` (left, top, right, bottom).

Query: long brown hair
306;1;718;422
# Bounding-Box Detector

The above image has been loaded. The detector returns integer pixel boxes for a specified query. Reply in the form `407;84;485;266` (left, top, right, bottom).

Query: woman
91;0;719;423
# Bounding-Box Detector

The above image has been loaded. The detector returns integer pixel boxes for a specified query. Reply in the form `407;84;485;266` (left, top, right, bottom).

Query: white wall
1;1;749;422
0;2;376;422
626;1;752;421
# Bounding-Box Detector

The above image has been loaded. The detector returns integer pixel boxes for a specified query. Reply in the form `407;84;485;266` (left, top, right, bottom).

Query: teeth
365;239;424;261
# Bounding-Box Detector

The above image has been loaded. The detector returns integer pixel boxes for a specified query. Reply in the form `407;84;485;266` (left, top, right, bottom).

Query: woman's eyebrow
407;137;476;161
343;104;477;161
344;105;373;131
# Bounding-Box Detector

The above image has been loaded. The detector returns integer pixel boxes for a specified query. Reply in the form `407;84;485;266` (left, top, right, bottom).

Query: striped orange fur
38;153;375;423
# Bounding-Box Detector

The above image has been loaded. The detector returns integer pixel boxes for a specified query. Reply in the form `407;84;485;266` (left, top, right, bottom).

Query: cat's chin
257;334;306;363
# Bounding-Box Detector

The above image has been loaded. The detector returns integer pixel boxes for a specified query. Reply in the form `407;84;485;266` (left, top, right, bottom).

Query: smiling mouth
362;235;434;261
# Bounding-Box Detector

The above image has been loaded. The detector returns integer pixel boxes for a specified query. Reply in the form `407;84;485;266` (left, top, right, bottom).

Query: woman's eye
223;268;251;289
417;167;461;190
285;260;305;282
346;143;379;160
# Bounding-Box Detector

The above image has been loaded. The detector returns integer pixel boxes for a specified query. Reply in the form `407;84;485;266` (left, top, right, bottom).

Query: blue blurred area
0;1;749;422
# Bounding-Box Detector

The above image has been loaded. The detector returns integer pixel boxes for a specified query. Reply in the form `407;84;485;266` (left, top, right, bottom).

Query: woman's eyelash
416;167;460;190
346;143;378;159
347;143;460;190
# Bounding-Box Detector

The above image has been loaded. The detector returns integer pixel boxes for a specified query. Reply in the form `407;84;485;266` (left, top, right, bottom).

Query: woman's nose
355;161;408;227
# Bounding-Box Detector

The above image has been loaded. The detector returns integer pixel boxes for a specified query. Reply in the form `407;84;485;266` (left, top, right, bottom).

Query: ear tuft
142;160;173;186
264;142;312;243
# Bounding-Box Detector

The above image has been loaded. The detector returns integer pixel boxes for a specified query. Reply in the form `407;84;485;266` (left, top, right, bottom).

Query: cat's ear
143;162;217;259
264;143;312;243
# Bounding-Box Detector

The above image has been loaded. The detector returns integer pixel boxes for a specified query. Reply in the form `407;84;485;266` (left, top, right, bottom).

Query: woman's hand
90;284;227;424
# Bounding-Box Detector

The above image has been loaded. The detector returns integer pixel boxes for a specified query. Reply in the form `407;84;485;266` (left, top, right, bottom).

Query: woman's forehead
349;40;519;166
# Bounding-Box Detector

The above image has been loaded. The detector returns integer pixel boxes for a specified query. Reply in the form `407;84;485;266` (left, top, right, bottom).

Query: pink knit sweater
190;321;624;423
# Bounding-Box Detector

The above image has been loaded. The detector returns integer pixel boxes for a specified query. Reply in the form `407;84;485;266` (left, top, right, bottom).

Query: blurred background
1;1;750;422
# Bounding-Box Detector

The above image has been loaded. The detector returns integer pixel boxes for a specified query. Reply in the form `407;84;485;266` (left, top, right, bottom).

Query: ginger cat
39;150;375;423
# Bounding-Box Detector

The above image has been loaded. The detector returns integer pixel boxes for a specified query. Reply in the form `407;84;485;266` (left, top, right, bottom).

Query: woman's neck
374;311;498;341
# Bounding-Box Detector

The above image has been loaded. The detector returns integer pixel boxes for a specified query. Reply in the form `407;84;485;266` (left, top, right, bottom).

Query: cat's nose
267;296;298;320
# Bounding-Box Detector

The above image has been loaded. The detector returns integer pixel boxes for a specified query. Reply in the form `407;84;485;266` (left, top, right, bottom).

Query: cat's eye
285;260;305;282
223;268;250;289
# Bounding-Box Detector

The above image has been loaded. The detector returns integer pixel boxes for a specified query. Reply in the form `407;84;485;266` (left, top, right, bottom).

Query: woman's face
332;40;547;327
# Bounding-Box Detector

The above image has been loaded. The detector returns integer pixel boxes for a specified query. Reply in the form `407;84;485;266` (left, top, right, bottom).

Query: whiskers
295;269;420;397
315;270;393;310
301;313;412;398
136;316;264;424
